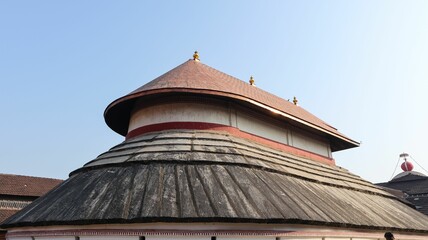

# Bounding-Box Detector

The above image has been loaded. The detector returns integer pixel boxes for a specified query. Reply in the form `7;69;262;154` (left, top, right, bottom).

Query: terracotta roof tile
0;174;62;198
0;209;18;224
105;59;359;150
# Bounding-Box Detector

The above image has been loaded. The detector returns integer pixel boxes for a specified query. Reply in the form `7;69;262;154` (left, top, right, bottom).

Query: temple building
0;174;62;240
377;154;428;216
3;53;428;240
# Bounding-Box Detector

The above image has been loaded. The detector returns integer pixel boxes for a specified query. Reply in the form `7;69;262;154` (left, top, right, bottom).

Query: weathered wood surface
4;130;428;232
377;173;428;215
84;130;385;195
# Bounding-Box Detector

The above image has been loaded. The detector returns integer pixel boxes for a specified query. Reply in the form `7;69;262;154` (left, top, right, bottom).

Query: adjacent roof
0;209;19;226
104;59;359;151
377;171;428;195
0;174;62;198
0;174;62;229
4;130;428;232
391;171;427;182
377;171;428;216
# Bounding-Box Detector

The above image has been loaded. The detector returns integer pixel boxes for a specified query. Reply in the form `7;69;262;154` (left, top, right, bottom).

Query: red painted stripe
126;122;335;165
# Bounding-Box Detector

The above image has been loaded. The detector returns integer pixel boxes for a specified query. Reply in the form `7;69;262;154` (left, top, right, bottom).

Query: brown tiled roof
104;59;359;151
0;174;62;198
0;209;18;225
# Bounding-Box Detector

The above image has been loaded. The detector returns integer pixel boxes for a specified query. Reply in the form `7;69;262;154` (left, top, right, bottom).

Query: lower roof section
3;130;428;232
125;122;335;165
4;163;428;232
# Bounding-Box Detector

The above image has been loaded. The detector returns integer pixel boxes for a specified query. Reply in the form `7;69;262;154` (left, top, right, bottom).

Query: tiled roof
376;172;428;216
377;172;428;195
104;59;359;151
0;209;18;225
0;174;62;198
408;196;428;216
391;171;428;182
4;130;428;232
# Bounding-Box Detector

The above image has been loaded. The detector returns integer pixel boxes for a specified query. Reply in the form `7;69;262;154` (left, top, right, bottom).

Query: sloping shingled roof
0;174;62;230
4;130;428;232
377;172;428;196
377;172;428;216
104;59;359;151
0;174;62;198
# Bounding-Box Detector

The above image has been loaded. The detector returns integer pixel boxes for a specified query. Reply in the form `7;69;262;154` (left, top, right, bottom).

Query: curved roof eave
104;88;359;149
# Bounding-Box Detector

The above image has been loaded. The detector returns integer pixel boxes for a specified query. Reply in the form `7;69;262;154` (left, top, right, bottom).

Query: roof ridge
0;173;63;181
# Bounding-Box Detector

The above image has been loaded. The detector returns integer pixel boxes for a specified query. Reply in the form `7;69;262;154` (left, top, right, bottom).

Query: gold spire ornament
193;51;200;61
249;76;255;86
293;96;298;105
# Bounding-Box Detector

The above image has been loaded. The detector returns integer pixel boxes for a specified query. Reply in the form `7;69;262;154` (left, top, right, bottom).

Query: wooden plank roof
377;172;428;216
378;175;428;195
3;130;428;232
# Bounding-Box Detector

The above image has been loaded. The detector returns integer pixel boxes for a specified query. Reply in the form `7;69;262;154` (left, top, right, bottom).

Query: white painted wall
129;102;332;157
236;111;289;145
146;237;210;240
279;237;322;240
217;237;275;240
324;238;353;240
7;237;33;240
80;237;138;240
129;103;230;132
290;131;331;157
35;237;75;240
279;238;321;240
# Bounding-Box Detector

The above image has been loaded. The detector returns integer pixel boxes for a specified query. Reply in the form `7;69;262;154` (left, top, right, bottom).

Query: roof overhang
104;89;359;151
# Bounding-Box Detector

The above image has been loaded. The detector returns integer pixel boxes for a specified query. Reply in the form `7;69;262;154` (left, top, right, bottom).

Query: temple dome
3;55;428;239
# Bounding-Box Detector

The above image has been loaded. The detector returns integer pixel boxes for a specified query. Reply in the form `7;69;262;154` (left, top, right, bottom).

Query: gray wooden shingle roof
377;172;428;216
3;130;428;232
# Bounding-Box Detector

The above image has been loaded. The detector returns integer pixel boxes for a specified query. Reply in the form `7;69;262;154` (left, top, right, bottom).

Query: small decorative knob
249;76;255;86
193;51;200;61
293;96;298;105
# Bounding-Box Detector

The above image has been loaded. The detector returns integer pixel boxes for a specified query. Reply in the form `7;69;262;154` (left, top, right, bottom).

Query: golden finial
249;76;255;86
293;96;298;105
193;51;200;61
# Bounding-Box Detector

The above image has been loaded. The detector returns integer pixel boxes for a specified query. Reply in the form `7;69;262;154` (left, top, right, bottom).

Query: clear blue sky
1;1;427;183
